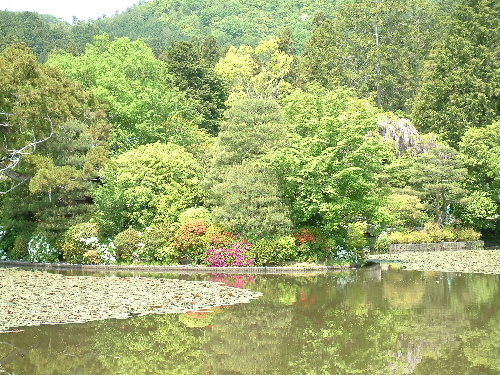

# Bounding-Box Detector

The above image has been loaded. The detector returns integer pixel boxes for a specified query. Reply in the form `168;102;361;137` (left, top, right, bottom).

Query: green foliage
61;222;102;264
0;42;108;246
207;99;292;238
251;235;296;266
113;227;142;261
215;38;294;104
178;207;212;225
389;143;468;224
412;0;500;144
374;231;392;254
47;34;203;151
377;193;429;228
299;0;442;112
209;159;292;237
389;223;481;244
160;40;228;134
346;222;368;263
272;87;392;232
457;122;500;231
8;233;31;260
93;142;204;233
141;222;180;264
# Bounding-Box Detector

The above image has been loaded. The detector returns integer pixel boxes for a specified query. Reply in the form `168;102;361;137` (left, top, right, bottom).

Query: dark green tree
0;42;109;248
299;0;442;113
160;40;228;134
412;0;500;144
206;99;291;236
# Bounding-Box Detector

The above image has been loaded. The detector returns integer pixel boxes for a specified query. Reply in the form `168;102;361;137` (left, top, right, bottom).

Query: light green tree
47;34;203;151
271;86;393;232
93;142;204;234
215;38;294;104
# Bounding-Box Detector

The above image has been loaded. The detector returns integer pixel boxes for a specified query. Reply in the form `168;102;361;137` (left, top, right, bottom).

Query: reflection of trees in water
203;303;294;374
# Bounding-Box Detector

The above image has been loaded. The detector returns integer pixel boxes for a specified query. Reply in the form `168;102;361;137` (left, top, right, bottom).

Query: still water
1;265;499;375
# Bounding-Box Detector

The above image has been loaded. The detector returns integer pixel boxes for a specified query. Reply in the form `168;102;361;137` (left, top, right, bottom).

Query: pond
1;265;499;375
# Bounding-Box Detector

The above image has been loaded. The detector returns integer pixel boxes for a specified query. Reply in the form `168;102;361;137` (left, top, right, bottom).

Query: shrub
27;234;61;263
178;207;212;225
374;231;391;254
205;241;255;267
293;227;329;262
8;233;31;260
114;227;142;261
154;245;180;265
174;220;211;264
346;222;368;263
455;227;482;241
389;223;481;244
251;235;296;266
142;222;180;264
61;222;102;264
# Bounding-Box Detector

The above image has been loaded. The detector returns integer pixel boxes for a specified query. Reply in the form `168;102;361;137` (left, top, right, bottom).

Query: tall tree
160;40;228;134
0;42;109;245
47;34;203;151
390;144;468;224
206;99;291;236
299;0;442;113
412;0;500;144
271;86;393;231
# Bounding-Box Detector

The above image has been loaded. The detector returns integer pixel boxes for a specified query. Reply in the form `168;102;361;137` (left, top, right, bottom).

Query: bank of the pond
0;260;355;274
368;249;500;274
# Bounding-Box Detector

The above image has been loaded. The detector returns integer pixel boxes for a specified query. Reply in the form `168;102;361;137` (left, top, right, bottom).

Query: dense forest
0;0;498;266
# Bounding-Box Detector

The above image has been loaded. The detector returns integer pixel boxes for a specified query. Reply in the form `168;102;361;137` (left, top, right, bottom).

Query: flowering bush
174;220;210;264
113;227;149;262
293;227;330;262
205;241;255;267
174;221;234;265
27;234;61;263
62;223;102;264
332;246;359;264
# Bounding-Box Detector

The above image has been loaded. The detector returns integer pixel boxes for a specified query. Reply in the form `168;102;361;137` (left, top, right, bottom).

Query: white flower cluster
333;246;358;263
0;226;6;260
27;235;61;263
79;236;117;264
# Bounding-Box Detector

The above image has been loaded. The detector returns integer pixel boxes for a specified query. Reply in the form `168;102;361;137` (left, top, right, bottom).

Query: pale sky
2;0;144;23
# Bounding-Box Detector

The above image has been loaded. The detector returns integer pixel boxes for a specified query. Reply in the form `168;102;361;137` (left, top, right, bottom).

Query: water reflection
1;265;499;375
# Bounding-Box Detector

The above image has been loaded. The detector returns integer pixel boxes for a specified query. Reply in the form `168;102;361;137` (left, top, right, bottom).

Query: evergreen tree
299;0;442;113
412;0;500;144
160;40;228;134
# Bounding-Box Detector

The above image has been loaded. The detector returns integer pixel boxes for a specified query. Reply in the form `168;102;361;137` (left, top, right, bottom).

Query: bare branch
0;116;54;193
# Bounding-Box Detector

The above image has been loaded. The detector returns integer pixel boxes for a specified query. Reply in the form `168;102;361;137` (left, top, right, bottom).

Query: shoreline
0;260;354;274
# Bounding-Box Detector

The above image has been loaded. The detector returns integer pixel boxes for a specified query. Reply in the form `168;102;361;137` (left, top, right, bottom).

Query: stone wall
389;241;484;253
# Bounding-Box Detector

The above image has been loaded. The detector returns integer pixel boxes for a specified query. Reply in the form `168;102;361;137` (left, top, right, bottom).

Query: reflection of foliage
204;304;294;374
95;315;207;375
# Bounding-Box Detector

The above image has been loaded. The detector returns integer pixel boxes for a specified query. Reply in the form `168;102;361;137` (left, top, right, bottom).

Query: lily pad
0;268;262;333
369;250;500;274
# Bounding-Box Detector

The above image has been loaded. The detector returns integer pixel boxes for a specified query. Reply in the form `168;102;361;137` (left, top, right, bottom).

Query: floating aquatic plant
0;268;262;333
